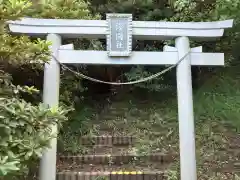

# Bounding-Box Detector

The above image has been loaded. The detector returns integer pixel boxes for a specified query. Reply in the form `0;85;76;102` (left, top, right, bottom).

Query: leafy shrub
0;97;70;176
0;0;98;177
0;69;71;177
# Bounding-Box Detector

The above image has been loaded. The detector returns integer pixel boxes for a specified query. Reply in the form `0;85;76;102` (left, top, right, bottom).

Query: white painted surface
9;24;225;40
8;18;233;40
59;43;74;50
9;17;233;29
163;45;202;52
40;34;61;180
57;50;224;66
176;37;197;180
191;46;202;52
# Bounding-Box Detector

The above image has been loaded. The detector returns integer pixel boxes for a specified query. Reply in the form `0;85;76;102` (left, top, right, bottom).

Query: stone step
57;163;170;172
80;136;135;146
60;145;135;156
57;171;167;180
58;154;175;165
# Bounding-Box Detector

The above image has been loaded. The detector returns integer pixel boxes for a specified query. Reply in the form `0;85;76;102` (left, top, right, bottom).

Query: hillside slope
59;67;240;179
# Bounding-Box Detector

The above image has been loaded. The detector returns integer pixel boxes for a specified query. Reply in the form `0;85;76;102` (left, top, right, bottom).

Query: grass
60;66;240;179
58;106;98;154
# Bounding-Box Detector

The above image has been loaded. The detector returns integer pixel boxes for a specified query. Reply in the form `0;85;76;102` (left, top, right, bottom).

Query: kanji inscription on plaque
106;14;132;57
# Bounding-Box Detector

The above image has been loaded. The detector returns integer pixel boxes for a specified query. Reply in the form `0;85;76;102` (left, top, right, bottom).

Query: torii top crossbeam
9;17;233;40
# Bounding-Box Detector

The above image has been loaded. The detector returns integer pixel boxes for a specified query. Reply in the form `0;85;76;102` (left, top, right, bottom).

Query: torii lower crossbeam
58;50;224;66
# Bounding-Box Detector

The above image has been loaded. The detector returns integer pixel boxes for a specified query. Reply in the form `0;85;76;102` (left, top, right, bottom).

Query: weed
93;176;109;180
58;106;98;154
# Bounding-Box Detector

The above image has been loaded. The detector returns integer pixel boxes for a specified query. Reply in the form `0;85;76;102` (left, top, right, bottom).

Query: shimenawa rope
51;51;190;85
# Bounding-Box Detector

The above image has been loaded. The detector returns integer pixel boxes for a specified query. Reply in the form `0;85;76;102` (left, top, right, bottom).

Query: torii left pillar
40;33;61;180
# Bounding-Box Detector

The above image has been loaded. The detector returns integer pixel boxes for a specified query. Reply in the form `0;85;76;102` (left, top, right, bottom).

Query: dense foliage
0;97;69;176
0;0;98;177
88;0;240;91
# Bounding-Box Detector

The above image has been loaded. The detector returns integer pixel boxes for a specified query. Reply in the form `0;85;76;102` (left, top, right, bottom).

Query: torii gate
9;14;233;180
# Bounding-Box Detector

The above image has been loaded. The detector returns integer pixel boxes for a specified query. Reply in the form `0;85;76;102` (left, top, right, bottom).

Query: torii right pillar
176;36;197;180
165;31;234;179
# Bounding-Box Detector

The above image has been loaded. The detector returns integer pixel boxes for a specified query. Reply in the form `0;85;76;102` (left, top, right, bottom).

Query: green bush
0;97;70;176
0;71;71;177
0;0;97;177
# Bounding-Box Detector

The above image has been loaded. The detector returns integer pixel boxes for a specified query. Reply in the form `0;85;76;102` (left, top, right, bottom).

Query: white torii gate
8;15;233;180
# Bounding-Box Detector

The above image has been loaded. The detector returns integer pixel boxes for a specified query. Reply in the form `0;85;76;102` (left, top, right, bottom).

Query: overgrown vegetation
89;66;240;179
0;0;97;177
0;69;70;177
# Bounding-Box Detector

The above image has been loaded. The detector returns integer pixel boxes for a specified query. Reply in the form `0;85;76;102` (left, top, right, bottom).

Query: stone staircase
56;135;175;180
